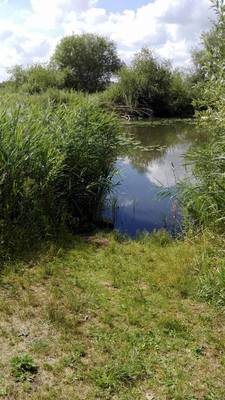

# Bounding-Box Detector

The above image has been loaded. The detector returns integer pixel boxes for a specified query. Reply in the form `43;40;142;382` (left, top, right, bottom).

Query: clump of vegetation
1;33;122;96
11;354;38;382
179;0;225;231
6;64;66;94
199;255;225;307
0;35;195;119
0;95;121;258
102;48;194;118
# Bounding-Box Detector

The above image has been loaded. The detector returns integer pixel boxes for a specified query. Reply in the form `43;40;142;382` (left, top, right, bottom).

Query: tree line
0;31;205;118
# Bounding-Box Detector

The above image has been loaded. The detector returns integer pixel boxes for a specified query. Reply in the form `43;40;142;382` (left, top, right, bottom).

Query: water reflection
104;121;203;237
145;143;191;187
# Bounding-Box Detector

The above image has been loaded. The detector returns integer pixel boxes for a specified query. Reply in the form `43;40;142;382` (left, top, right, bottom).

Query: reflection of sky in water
145;143;191;187
104;124;197;237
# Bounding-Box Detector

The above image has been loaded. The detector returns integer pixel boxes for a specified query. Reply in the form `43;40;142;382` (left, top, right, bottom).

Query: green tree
191;1;225;91
8;64;66;94
7;65;27;88
133;49;172;116
52;33;122;93
169;70;194;117
104;48;194;118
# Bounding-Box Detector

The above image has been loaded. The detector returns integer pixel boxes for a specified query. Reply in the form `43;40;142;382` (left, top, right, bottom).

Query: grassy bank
0;230;225;399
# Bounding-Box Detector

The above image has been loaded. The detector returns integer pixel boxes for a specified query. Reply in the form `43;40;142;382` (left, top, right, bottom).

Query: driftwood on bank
102;103;153;120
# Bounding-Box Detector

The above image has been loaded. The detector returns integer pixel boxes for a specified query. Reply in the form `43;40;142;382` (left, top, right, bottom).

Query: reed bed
0;95;121;258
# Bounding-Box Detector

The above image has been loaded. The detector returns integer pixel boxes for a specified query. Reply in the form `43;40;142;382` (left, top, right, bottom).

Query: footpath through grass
0;231;225;399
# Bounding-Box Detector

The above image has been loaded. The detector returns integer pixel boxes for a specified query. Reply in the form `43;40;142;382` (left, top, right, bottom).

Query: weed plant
11;354;38;382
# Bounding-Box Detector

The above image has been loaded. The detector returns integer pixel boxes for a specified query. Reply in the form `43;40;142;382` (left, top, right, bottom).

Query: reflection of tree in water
125;123;203;174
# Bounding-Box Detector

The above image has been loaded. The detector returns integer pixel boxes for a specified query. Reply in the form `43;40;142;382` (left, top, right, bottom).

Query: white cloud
63;0;213;63
145;143;191;187
0;0;214;81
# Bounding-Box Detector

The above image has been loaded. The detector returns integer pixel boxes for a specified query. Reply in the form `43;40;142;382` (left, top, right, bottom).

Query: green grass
0;231;225;399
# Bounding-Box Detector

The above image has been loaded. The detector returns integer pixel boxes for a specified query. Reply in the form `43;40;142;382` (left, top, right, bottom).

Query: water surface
105;121;203;237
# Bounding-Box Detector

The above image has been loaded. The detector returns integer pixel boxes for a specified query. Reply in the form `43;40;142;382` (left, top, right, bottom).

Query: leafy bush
7;64;66;94
0;95;121;257
103;48;194;118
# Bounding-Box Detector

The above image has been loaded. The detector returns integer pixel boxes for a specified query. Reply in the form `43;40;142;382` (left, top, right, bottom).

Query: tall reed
177;1;225;232
0;95;121;258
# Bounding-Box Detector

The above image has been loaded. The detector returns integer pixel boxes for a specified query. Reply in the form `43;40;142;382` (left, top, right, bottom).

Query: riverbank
122;118;196;127
0;230;224;399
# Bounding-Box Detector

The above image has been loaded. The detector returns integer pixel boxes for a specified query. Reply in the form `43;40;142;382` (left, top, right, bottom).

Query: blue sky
1;0;151;14
0;0;213;81
97;0;150;12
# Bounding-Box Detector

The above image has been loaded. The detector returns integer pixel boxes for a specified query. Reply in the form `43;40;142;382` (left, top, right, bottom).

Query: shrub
102;48;194;118
7;64;66;94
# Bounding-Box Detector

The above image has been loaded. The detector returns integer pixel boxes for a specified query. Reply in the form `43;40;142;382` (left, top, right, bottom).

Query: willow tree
52;33;122;93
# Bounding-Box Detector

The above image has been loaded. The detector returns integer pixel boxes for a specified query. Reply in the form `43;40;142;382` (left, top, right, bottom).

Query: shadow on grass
0;217;116;277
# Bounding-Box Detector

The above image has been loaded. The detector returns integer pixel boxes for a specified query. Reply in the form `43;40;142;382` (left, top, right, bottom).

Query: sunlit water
104;121;204;237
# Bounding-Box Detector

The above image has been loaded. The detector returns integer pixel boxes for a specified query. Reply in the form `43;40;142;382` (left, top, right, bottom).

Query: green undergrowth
0;230;224;399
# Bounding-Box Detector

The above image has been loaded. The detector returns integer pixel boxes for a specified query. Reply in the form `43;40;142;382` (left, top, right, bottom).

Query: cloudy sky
0;0;214;81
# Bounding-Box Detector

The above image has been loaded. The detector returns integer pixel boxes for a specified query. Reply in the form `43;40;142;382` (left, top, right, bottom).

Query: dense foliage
102;49;194;118
0;36;195;118
180;0;225;230
6;64;66;94
0;95;121;256
52;33;122;92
